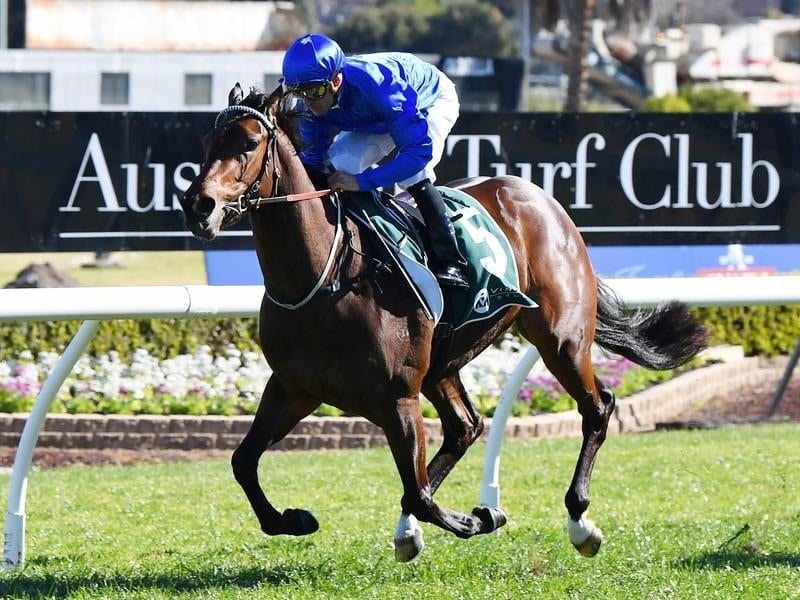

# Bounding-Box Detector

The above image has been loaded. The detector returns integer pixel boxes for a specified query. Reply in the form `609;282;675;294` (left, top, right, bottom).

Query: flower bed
0;335;678;418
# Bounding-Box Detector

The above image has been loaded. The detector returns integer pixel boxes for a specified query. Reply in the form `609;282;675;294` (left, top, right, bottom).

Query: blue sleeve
298;116;332;172
355;80;433;190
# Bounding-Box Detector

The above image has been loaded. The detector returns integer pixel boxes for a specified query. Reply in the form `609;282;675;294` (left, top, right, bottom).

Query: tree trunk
563;0;596;112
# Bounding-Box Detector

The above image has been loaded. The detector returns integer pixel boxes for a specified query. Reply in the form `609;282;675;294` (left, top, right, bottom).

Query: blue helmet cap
282;34;345;88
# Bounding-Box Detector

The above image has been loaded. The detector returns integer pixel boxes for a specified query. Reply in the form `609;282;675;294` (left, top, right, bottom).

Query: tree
328;5;431;53
329;0;517;57
530;0;654;111
329;0;655;109
419;3;518;57
563;0;595;112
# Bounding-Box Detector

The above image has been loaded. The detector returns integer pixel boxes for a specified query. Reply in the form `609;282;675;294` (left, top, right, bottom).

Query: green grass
0;252;207;287
1;424;799;598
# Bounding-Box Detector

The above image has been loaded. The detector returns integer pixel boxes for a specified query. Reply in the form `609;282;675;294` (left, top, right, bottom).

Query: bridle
212;104;343;310
214;105;335;222
215;105;275;222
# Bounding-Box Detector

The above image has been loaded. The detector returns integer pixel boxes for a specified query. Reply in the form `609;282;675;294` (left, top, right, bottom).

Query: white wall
0;49;285;111
25;0;304;51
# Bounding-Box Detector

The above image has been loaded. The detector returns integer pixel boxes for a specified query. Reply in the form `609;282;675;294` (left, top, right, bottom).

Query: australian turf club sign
0;112;797;251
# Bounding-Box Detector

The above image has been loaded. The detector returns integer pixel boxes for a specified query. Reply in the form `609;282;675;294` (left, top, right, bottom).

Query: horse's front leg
385;396;507;562
565;381;616;557
394;375;485;561
231;376;320;536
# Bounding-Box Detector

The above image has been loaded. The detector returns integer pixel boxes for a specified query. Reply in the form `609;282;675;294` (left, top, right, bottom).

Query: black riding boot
408;179;469;289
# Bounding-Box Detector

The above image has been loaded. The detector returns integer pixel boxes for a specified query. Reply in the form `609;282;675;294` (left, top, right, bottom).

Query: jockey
281;33;468;289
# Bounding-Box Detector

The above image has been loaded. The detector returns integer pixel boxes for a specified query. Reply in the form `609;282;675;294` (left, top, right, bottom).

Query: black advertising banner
1;111;799;251
0;112;242;252
440;112;800;246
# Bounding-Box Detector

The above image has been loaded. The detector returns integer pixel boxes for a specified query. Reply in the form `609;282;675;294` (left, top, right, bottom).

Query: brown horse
181;84;706;562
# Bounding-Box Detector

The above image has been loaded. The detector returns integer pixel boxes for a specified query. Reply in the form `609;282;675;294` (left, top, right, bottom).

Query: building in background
2;1;800;111
687;18;800;110
0;0;305;111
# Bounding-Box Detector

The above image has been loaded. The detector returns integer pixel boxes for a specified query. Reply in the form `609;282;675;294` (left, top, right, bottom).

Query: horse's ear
265;85;284;117
228;83;244;106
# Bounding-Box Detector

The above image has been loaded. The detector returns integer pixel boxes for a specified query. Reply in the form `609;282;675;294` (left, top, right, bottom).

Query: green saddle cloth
349;186;537;329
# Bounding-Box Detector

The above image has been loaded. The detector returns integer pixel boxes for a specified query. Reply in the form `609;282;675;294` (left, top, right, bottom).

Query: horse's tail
593;280;708;370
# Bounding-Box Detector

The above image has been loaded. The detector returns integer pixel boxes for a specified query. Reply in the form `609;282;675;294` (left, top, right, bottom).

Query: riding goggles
286;82;329;100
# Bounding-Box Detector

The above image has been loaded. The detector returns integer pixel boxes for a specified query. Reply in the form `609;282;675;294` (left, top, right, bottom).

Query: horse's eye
244;139;259;152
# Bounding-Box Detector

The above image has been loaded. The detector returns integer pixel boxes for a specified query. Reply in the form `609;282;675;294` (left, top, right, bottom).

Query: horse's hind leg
394;375;485;561
384;395;507;561
517;308;614;557
231;376;319;536
564;374;615;557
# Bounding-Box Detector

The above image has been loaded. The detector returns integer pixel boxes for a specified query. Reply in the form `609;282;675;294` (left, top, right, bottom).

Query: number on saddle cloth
435;187;537;328
344;188;537;330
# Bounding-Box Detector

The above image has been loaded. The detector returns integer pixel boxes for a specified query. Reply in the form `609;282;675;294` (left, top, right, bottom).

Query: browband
214;105;275;131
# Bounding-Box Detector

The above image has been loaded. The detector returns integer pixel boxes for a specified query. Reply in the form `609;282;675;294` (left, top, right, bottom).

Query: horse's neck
250;130;341;298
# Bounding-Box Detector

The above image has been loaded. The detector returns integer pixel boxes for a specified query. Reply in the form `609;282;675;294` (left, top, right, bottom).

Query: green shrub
679;86;755;111
643;85;755;112
3;304;798;363
527;388;575;414
0;390;35;413
692;304;800;356
0;317;261;361
641;93;691;112
614;366;672;396
314;403;345;417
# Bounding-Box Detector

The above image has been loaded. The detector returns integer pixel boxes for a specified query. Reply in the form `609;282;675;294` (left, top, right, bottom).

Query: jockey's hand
328;171;360;192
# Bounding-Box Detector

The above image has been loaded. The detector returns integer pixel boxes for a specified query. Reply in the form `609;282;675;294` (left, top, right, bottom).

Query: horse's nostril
182;193;215;223
195;196;216;219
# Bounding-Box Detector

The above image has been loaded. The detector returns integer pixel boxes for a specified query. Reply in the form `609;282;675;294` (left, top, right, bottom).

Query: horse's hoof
394;513;424;562
568;517;603;557
472;505;508;533
394;530;425;563
282;508;319;536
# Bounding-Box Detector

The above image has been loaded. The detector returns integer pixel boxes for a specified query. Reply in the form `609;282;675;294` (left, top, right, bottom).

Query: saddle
342;187;537;330
344;190;443;322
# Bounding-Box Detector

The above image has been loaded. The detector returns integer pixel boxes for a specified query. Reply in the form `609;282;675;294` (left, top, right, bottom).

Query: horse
180;83;706;562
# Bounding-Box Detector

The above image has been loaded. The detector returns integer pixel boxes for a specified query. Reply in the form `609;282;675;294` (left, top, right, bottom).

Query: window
776;32;800;63
0;73;50;109
100;72;129;105
185;74;212;106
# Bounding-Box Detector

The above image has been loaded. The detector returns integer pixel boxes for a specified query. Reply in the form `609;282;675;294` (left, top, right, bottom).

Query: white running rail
2;276;800;569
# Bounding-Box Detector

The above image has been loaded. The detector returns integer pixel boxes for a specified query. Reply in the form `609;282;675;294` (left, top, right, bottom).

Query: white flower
0;333;613;412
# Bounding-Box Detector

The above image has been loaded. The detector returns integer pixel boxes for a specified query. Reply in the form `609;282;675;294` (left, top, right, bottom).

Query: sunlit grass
0;251;206;287
1;424;799;598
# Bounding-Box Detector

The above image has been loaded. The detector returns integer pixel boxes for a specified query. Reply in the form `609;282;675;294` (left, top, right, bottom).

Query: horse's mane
239;85;305;153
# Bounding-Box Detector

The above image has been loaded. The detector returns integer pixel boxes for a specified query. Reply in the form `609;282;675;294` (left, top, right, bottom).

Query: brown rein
248;188;333;206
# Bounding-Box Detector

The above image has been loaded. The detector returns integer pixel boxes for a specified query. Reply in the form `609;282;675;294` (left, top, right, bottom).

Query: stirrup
435;264;469;289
